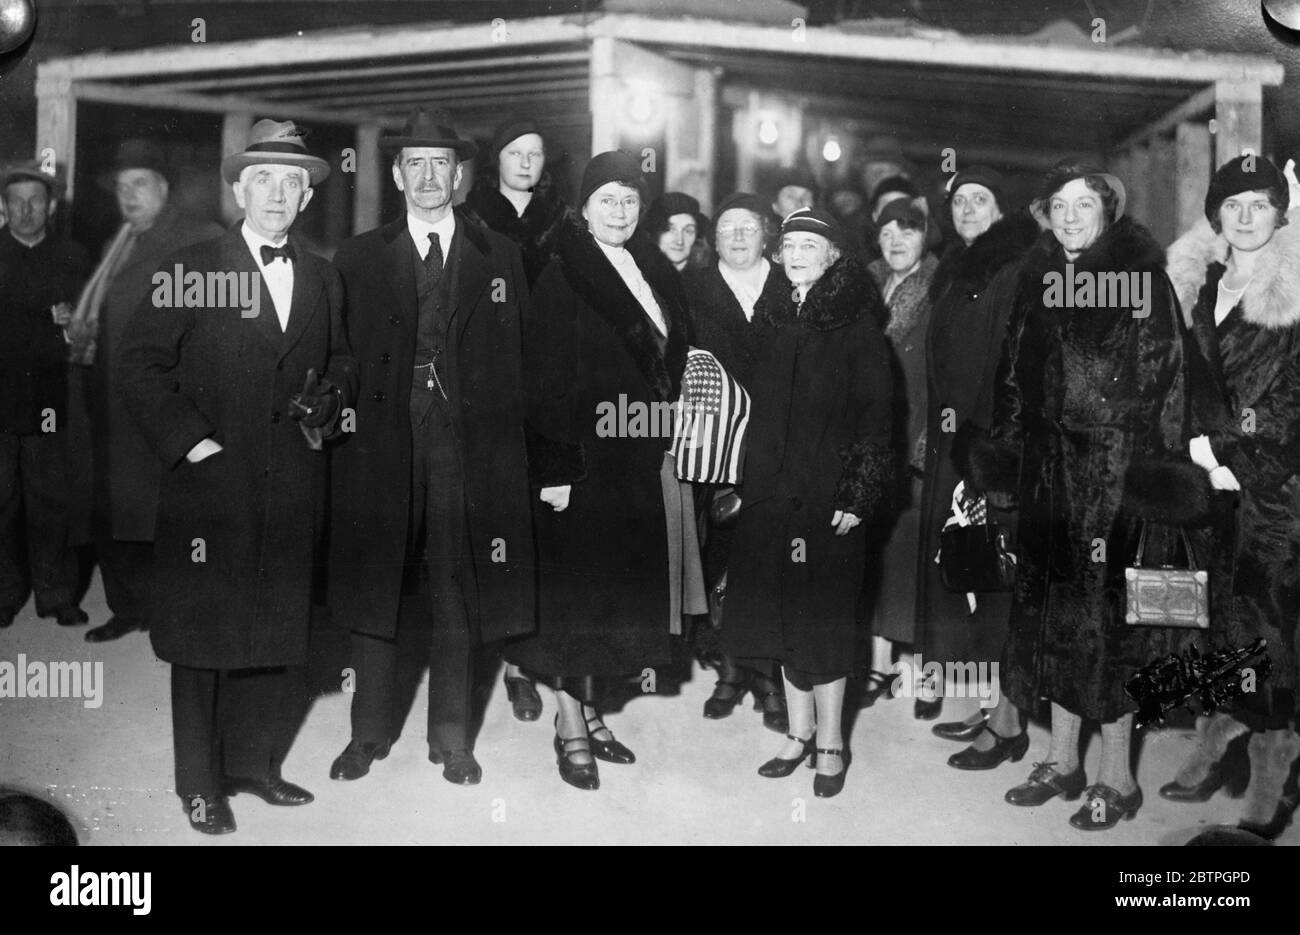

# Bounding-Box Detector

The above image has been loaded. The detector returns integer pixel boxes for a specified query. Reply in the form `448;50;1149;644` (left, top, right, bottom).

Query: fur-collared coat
721;257;895;676
867;252;938;642
915;213;1039;666
505;216;689;678
970;216;1196;721
463;177;566;288
1166;211;1300;729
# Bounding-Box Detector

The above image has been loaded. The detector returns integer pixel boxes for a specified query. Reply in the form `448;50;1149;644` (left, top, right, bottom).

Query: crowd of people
3;103;1300;842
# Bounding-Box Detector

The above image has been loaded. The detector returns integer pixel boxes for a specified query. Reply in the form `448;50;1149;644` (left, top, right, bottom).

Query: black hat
945;165;1005;208
1205;154;1290;222
1;160;61;196
869;174;918;208
97;139;171;191
713;191;771;227
780;206;844;246
645;192;708;239
770;171;820;205
874;196;929;233
221;119;330;186
490;118;547;161
579;150;646;206
381;106;478;160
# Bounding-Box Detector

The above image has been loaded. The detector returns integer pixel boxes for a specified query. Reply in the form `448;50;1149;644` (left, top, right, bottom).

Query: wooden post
352;123;382;235
1213;80;1262;167
35;69;77;200
220;112;254;225
692;67;717;213
1127;143;1151;230
1146;133;1176;246
1175;122;1212;239
589;36;622;155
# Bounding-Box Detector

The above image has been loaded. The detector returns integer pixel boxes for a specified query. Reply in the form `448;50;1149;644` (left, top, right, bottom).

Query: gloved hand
289;368;340;429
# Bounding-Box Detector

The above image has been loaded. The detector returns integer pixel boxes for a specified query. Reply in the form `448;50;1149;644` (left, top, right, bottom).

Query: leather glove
289;368;340;429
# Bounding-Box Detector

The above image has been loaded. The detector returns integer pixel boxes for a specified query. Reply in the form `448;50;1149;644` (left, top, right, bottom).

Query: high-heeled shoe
758;733;816;777
857;670;894;709
914;697;943;720
947;724;1029;770
553;717;599;791
751;678;789;734
813;747;851;798
1159;731;1251;802
933;713;988;742
1068;784;1143;830
703;677;749;720
585;714;635;764
1005;761;1087;806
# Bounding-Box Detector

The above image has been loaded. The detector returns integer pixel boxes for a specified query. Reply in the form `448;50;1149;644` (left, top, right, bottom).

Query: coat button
373;390;386;402
380;353;391;364
389;315;400;325
271;411;281;423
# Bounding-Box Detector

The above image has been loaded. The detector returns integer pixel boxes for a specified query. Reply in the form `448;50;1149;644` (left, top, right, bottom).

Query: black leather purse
709;487;741;529
939;523;1017;593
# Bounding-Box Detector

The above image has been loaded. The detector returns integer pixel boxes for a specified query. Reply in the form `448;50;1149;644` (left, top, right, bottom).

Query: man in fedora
118;120;357;834
69;139;223;643
328;106;535;785
0;161;90;629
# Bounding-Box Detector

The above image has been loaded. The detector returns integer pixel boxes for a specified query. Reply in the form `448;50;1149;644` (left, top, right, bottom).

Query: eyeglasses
717;222;761;236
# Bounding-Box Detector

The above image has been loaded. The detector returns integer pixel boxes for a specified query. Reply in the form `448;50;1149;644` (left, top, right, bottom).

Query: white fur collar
1166;208;1300;330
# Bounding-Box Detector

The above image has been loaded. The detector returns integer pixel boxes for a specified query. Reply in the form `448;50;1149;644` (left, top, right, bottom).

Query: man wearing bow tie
118;120;357;834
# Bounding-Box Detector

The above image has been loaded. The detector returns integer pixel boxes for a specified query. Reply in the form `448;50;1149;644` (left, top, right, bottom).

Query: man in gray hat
328;106;536;786
71;139;223;643
118;119;356;834
0;161;90;629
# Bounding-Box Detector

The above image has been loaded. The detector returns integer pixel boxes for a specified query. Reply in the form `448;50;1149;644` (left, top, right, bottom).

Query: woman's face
781;231;836;287
878;220;925;274
1218;190;1280;254
715;208;765;272
498;133;545;193
657;212;698;267
1048;177;1107;259
950;183;1002;245
583;182;641;247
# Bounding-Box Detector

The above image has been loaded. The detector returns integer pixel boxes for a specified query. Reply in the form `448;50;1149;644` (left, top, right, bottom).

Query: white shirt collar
241;222;290;264
407;211;456;258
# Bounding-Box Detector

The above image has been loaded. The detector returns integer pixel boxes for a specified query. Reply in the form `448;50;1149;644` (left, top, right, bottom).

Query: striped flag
670;348;751;484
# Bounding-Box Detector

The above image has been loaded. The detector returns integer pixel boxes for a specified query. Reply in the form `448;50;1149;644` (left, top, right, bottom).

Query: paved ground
1;572;1293;846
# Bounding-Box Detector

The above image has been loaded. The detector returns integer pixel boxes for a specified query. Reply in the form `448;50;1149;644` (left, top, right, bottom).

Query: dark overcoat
722;257;895;676
970;217;1196;722
117;225;357;669
682;260;774;390
505;216;689;677
328;211;536;643
915;213;1038;665
92;209;225;542
1166;212;1300;728
463;177;566;288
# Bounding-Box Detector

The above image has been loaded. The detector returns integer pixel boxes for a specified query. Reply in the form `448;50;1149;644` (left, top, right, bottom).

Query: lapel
448;214;494;347
279;233;322;360
218;226;283;354
381;218;419;333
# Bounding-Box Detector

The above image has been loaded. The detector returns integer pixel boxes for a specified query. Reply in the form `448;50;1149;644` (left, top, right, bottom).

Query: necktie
424;232;444;284
260;243;296;265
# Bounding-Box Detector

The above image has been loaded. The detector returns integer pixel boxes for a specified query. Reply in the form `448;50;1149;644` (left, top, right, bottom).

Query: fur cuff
1122;457;1212;526
963;428;1021;495
525;426;587;487
831;440;895;520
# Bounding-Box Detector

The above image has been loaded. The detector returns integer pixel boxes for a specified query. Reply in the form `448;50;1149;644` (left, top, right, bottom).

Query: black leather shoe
948;725;1030;770
703;679;748;719
430;749;483;785
329;739;391;780
223;776;314;806
857;670;894;709
1069;784;1143;830
504;674;543;722
813;748;851;798
1160;762;1236;802
914;697;943;720
758;733;816;778
1005;762;1087;806
752;680;789;734
933;714;988;742
53;606;89;627
84;616;148;643
585;716;635;764
554;733;600;790
181;794;236;834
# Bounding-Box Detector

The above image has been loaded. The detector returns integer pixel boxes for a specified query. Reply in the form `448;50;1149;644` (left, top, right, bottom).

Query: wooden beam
1175;122;1212;238
352;124;382;236
73;81;394;128
282;79;590;109
1116;85;1216;152
247;66;590;103
220;112;253;226
1213;80;1263;167
35;70;77;200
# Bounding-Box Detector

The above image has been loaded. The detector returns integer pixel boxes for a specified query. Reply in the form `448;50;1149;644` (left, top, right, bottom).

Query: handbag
708;570;727;629
709;487;741;529
939;522;1016;593
1124;522;1209;628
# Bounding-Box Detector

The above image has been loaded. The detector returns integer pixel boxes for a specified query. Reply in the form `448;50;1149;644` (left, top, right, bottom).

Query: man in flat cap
69;139;223;644
328;105;535;786
118;120;357;834
0;162;90;629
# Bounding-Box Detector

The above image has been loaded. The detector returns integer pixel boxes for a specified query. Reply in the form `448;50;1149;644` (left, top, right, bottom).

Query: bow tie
260;243;296;265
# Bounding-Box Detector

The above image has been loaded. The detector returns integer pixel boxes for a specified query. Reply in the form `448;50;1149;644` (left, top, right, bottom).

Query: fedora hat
381;106;478;160
97;139;172;191
221;119;330;186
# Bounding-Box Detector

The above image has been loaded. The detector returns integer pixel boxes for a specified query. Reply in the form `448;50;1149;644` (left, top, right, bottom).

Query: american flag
670;348;751;485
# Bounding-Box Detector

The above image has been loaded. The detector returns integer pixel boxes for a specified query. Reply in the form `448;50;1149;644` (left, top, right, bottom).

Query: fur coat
1164;211;1300;728
462;176;566;288
721;256;895;675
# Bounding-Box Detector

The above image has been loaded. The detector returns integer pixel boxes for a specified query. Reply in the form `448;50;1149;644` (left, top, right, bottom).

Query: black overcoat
463;178;566;289
971;217;1195;721
722;257;895;676
328;211;536;644
1166;213;1300;728
682;260;774;390
117;225;357;670
505;216;689;677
